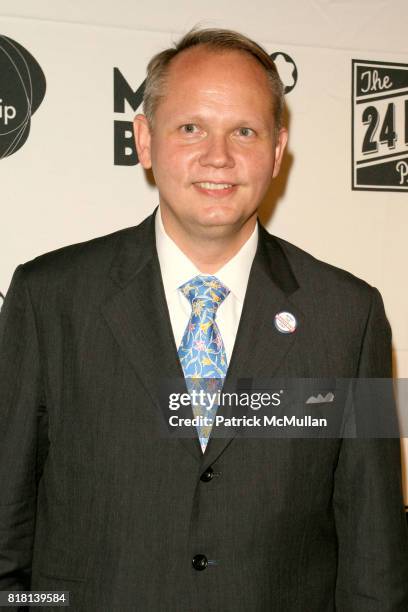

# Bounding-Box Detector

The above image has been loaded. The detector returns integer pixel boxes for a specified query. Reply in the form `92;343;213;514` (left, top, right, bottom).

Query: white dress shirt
155;207;258;364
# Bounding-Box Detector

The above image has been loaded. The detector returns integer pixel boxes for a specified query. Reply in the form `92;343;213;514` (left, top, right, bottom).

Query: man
0;27;407;611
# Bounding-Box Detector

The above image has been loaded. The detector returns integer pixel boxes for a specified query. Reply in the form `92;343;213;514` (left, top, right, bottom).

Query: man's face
134;47;287;239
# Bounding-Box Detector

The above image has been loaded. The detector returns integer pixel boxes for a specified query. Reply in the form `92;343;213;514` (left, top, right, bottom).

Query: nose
198;133;235;169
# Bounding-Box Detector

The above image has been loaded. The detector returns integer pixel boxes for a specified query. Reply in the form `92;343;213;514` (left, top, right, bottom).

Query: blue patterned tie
178;275;230;452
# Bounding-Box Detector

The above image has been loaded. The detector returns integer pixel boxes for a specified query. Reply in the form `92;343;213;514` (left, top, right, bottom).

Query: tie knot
179;275;230;312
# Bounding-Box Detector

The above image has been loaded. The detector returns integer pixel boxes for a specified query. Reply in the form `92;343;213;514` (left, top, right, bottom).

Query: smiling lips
194;181;236;197
196;181;232;190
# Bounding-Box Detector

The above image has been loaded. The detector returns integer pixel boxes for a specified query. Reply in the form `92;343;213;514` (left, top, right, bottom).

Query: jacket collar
108;207;299;297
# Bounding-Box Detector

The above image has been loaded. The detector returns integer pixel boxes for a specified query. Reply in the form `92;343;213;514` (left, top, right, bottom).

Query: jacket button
192;554;208;571
200;467;214;482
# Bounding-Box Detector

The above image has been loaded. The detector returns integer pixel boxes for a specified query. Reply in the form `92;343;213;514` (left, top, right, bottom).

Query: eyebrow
172;114;265;127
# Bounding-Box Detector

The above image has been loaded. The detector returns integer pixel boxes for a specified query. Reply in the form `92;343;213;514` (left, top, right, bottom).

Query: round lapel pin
274;311;297;334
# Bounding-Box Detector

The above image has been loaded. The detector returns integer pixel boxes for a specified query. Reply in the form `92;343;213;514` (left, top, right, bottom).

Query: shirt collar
155;206;258;303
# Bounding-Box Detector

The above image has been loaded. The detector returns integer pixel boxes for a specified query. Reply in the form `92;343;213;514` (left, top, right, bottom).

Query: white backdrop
1;0;407;502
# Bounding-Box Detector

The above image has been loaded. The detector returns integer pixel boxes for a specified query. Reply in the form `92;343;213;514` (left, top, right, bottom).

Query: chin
195;207;241;226
196;217;240;231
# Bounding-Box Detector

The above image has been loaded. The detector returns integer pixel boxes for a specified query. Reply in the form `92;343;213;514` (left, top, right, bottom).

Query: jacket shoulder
19;216;151;283
273;233;375;298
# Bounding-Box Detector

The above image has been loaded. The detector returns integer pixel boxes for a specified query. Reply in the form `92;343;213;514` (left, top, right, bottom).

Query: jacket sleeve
334;287;408;611
0;265;48;590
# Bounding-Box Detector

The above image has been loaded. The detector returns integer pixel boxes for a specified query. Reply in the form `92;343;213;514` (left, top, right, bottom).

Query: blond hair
143;27;284;130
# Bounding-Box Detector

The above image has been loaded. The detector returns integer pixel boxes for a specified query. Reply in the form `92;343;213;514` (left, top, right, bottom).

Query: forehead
167;45;267;78
158;46;273;118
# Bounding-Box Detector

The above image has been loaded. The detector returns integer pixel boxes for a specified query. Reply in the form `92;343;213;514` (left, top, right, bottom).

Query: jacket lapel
101;211;203;462
202;223;304;468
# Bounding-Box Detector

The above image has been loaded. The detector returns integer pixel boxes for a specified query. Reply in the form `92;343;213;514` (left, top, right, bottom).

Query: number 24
362;102;396;154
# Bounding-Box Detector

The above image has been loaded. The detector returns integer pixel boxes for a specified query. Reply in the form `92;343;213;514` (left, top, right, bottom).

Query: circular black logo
0;35;46;159
270;52;298;94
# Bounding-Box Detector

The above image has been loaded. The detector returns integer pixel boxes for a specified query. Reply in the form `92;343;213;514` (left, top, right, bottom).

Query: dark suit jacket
1;209;408;611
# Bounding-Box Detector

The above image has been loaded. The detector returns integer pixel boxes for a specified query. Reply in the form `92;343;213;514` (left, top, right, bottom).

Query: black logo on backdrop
0;35;46;159
113;67;144;166
352;59;408;191
270;52;298;94
113;52;298;166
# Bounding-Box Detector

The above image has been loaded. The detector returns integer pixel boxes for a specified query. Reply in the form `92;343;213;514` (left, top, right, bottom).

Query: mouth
193;181;237;197
195;181;233;190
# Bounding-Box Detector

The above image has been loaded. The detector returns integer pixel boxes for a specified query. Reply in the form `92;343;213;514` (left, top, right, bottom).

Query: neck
160;210;257;274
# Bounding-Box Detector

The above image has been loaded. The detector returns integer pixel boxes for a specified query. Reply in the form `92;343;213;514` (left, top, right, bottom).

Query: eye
180;124;199;134
237;127;255;137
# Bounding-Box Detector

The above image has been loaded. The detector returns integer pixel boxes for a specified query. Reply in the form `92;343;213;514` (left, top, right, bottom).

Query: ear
133;114;152;169
272;127;288;178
